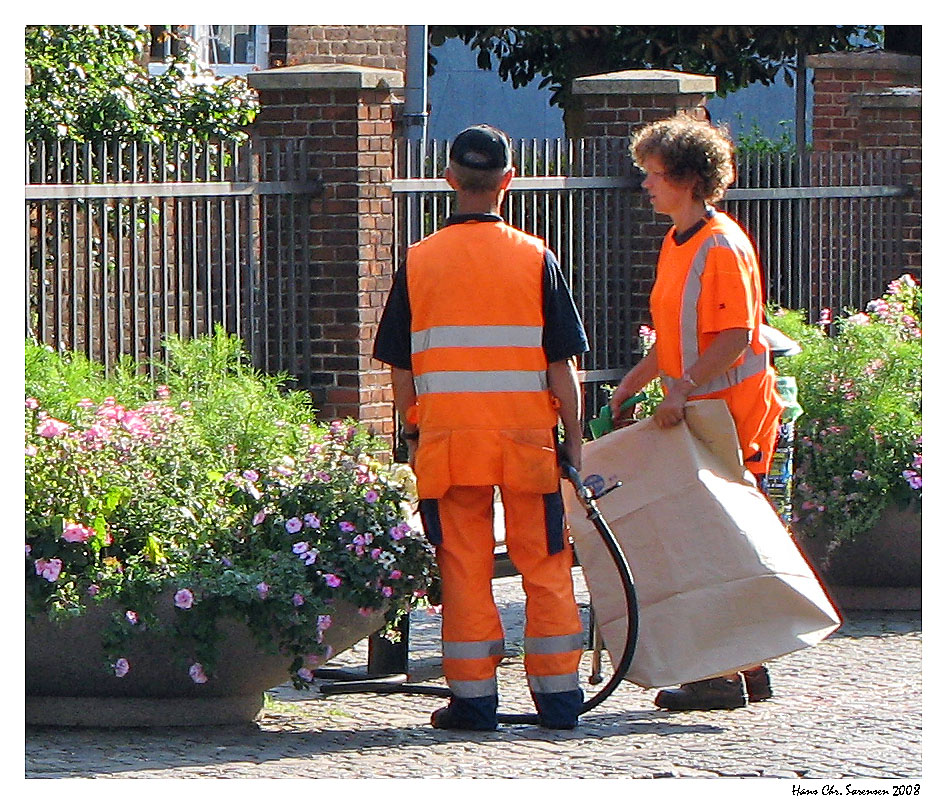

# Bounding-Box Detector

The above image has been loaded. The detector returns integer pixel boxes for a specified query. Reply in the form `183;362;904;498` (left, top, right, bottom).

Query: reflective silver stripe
527;671;581;694
678;232;768;394
412;325;543;353
442;639;505;660
415;370;548;395
448;677;498;698
523;632;585;655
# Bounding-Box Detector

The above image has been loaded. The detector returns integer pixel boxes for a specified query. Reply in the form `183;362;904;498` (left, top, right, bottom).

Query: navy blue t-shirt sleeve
372;263;412;370
542;249;589;363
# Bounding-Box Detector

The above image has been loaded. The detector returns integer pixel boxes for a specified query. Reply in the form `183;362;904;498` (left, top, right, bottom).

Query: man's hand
559;432;583;476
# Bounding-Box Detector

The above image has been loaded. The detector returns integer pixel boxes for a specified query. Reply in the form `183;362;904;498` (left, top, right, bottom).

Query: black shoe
430;703;498;732
654;676;747;711
742;665;773;702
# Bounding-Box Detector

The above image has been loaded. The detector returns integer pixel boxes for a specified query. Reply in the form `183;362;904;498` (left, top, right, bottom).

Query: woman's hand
652;382;689;428
610;351;658;426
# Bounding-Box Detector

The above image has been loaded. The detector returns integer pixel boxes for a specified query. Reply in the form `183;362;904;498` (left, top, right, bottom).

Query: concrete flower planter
26;597;386;727
794;504;921;610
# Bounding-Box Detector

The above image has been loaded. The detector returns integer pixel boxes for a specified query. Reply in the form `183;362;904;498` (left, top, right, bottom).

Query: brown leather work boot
741;665;773;702
654;675;747;711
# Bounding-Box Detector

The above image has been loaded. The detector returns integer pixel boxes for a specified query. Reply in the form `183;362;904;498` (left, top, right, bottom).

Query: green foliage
25;332;437;688
25;25;258;143
733;116;797;156
770;275;922;543
430;25;880;132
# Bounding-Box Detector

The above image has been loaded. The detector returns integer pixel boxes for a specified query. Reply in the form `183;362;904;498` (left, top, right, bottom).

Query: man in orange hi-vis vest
373;125;589;731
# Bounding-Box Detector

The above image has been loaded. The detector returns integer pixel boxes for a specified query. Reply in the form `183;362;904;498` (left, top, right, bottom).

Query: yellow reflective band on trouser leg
524;631;585;685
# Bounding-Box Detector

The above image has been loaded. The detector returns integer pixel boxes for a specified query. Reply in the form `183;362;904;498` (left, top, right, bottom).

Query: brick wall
808;51;921;152
267;25;407;72
571;70;715;334
808;51;922;274
248;65;402;435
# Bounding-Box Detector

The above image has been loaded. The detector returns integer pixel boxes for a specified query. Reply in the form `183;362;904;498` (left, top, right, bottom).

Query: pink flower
292;593;305;607
317;614;333;632
35;557;63;582
324;574;342;588
24;445;37;457
851;470;868;481
179;401;192;410
315;471;331;483
174;588;195;609
297;667;314;682
121;410;151;436
285;517;303;534
25;544;32;555
389;522;410;540
125;610;138;625
303;549;319;566
848;312;870;326
389;569;403;580
252;509;267;526
87;584;100;596
381;586;393;598
36;418;71;438
358;607;375;617
364;489;380;504
256;581;270;600
304;513;321;529
61;522;92;543
339;521;356;533
156;385;171;399
113;658;130;677
25;397;39;410
189;663;208;684
818;308;833;327
76;398;95;408
292;541;311;555
242;469;259;482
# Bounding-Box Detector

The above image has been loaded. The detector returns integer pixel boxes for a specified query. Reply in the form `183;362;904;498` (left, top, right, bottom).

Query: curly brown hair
630;115;736;204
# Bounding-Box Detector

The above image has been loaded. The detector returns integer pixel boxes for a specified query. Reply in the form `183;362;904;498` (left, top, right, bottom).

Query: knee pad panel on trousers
543;489;565;554
418;498;443;545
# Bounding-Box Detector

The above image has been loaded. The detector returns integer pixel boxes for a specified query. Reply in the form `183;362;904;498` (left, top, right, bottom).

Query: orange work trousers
432;484;584;701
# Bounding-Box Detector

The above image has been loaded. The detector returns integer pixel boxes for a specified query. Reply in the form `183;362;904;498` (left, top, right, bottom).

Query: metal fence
721;149;910;315
25;137;321;376
393;138;912;366
392;137;641;386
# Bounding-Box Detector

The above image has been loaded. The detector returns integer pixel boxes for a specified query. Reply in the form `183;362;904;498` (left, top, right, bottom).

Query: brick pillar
570;70;716;350
248;63;402;437
808;51;922;277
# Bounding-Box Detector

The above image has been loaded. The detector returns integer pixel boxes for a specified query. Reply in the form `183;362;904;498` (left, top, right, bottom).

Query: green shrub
770;274;922;543
25;331;437;685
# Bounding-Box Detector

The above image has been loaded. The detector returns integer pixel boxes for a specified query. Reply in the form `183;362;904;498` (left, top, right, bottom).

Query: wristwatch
680;372;699;391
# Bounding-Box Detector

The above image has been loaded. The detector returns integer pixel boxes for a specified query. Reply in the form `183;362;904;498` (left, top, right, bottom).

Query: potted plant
769;274;922;587
25;329;438;726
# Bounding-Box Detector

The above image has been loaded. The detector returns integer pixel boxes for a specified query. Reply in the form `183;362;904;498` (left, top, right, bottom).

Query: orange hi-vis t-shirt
649;210;783;475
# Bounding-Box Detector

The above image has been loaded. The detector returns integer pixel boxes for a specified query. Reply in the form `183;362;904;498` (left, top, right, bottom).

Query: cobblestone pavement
25;570;924;785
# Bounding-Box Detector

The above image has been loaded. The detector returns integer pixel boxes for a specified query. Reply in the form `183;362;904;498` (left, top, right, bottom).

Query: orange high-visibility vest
650;211;783;473
407;220;560;498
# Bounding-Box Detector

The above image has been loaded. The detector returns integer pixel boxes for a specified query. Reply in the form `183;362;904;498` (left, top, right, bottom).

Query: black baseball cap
449;124;513;171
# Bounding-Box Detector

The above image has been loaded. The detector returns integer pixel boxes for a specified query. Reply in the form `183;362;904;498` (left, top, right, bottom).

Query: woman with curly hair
609;113;784;711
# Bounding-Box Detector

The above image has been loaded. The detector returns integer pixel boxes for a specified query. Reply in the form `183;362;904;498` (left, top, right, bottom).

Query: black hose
316;462;639;725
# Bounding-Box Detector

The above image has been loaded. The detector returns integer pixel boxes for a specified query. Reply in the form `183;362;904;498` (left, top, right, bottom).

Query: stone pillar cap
248;62;404;91
573;69;716;95
806;50;921;71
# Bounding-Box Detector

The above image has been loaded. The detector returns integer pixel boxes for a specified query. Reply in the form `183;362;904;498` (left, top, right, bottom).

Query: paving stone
25;570;922;781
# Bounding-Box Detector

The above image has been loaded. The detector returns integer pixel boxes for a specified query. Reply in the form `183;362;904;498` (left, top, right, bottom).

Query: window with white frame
148;25;269;75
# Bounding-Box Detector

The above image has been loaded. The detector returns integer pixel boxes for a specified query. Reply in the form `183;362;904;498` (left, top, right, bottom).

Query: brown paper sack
565;398;841;689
